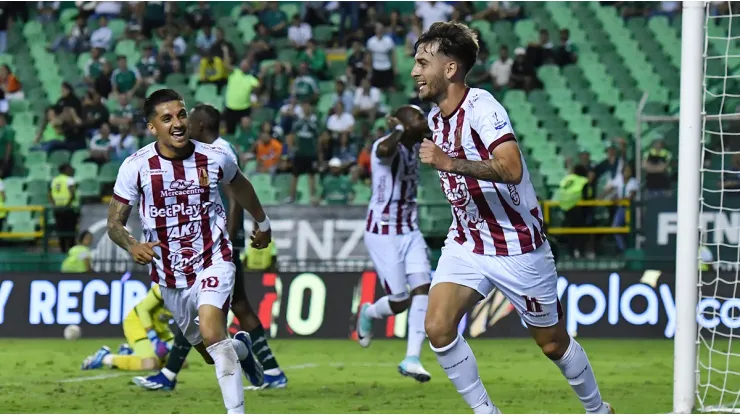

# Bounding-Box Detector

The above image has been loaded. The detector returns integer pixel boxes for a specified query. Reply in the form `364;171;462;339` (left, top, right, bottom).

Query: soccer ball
64;324;82;340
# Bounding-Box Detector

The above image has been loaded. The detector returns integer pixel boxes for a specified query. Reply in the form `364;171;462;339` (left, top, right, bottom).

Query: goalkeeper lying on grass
81;285;179;371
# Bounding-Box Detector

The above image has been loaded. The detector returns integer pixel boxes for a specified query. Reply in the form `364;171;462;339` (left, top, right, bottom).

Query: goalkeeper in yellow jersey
81;285;175;371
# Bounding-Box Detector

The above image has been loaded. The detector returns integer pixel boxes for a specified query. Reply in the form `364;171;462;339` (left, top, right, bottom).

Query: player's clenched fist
419;138;452;171
129;241;161;265
251;228;272;250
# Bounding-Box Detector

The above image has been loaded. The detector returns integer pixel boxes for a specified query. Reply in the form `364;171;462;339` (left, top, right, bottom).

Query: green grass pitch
0;337;731;413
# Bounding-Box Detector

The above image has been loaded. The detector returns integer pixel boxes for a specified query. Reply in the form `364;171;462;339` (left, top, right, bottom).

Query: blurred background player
81;284;173;372
134;104;286;392
414;23;612;414
356;105;432;382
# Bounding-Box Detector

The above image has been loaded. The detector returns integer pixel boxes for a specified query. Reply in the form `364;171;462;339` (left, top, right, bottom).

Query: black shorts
292;156;316;175
371;68;395;89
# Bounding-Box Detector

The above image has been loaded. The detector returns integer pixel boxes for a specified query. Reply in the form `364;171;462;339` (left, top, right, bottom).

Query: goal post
673;1;704;414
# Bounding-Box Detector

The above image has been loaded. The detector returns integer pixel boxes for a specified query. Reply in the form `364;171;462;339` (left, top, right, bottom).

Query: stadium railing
542;199;632;235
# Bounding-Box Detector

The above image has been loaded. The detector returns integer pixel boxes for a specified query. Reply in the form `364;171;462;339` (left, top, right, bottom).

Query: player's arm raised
374;116;406;159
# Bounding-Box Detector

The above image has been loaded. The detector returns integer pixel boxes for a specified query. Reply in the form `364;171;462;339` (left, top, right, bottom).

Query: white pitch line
58;373;128;383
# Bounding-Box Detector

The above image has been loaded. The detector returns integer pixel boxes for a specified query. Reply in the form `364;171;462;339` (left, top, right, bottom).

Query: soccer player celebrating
133;104;287;391
413;23;613;414
107;89;271;414
356;105;433;383
81;284;174;371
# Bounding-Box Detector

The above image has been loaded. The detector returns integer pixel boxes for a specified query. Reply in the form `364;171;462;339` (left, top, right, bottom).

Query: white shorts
160;262;236;346
432;241;561;328
364;230;432;296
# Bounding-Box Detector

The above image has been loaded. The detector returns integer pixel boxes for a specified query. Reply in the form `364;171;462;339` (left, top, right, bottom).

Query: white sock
431;335;499;414
162;368;177;381
230;338;249;361
553;336;605;414
365;296;394;319
406;295;428;358
207;339;245;414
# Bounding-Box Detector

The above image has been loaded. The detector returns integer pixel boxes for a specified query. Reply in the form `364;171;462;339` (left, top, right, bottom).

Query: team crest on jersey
445;180;470;208
198;167;210;187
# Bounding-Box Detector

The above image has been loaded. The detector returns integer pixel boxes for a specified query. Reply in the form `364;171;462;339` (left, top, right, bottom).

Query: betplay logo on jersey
149;202;211;219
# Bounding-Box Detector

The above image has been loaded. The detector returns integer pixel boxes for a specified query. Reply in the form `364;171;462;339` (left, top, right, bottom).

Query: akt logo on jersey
149;202;211;219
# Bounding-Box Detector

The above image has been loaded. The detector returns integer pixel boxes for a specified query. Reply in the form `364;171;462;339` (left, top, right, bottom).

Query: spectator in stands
277;95;303;135
261;62;291;110
405;16;423;57
80;90;109;135
49;163;78;253
250;23;277;64
334;133;358;174
722;154;740;190
333;79;354;114
0;6;10;54
260;2;289;37
199;49;228;92
195;24;217;59
61;231;93;273
527;29;554;68
33;107;65;150
111;121;137;162
89;122;116;164
235;116;257;157
292;62;319;104
367;22;396;90
509;47;536;92
95;60;114;98
158;33;185;76
326;101;355;139
136;2;167;39
415;1;454;32
36;1;59;24
90;1;122;20
387;10;405;45
212;27;236;61
287;102;320;204
288;14;312;49
84;48;107;86
0;65;22;100
252;131;283;175
301;2;330;27
223;58;260;134
554;28;578;67
351;139;373;184
602;163;639;253
490;45;513;92
468;48;492;88
347;40;369;88
353;77;381;121
558;164;595;259
49;13;88;53
111;55;142;99
298;39;328;79
642;137;673;198
322;157;354;205
55;82;82;115
109;94;136;130
186;1;213;30
595;139;626;183
90;16;113;51
0;114;13;178
136;44;161;86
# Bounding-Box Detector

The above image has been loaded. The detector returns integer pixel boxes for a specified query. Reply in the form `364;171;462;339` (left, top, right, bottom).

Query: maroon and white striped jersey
365;134;420;235
112;141;239;288
429;87;545;257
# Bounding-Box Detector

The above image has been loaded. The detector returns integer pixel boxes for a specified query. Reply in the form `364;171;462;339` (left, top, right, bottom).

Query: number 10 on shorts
522;296;542;313
201;276;220;289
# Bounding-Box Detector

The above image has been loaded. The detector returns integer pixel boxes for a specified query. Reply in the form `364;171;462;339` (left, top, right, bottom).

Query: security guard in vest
0;176;6;233
643;138;673;198
49;163;78;252
243;220;278;272
61;231;93;273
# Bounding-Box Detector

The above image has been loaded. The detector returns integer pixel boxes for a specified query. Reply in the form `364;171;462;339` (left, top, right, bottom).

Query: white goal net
696;1;740;412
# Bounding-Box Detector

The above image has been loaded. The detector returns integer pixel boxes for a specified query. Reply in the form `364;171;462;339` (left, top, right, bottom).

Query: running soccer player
133;104;287;391
107;89;272;414
412;23;613;414
81;284;174;371
356;105;433;383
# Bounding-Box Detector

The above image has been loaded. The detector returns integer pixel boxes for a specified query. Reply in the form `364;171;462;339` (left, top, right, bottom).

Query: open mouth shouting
417;79;428;94
171;127;188;143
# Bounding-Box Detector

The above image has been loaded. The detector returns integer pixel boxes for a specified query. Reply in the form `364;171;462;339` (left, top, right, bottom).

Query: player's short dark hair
415;22;479;75
192;103;221;134
394;105;424;125
144;89;183;121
